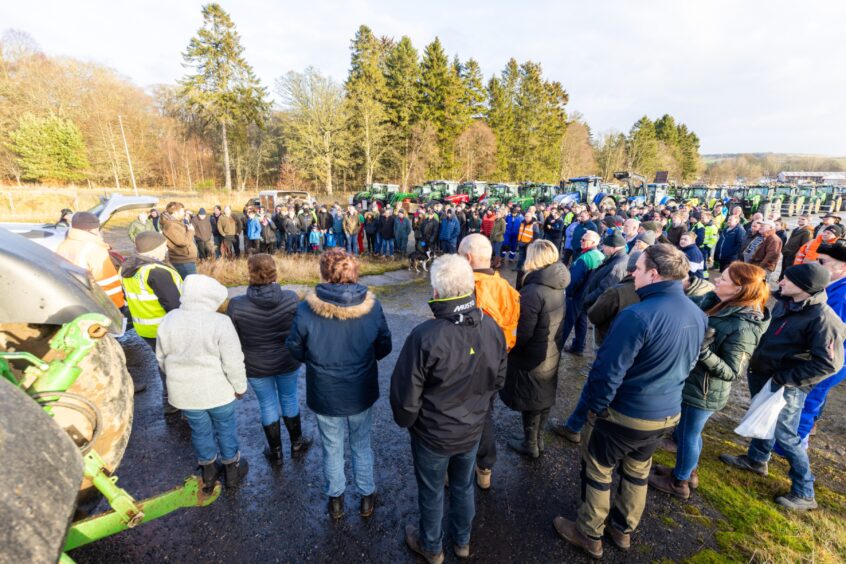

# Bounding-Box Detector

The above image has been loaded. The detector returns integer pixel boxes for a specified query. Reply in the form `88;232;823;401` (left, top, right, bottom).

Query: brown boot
475;466;492;490
605;523;631;551
553;516;603;559
653;464;699;489
648;472;690;500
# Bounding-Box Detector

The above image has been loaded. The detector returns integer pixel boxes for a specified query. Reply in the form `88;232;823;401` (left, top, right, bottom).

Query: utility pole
118;115;138;196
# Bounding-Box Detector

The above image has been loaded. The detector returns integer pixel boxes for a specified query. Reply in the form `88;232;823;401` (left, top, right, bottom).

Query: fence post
5;192;15;216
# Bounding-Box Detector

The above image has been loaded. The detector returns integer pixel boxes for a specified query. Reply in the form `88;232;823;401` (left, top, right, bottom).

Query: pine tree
419;38;464;177
460;58;486;119
179;3;268;191
8;113;90;182
627;116;659;180
384;36;420;189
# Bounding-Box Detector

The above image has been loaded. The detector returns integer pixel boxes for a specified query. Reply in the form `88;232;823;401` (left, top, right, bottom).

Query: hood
305;283;375;320
776;288;829;312
120;254;166;278
179;274;228;312
428;293;480;326
66;228;108;248
686;275;715;297
712;304;770;327
524;261;570;290
247;283;286;308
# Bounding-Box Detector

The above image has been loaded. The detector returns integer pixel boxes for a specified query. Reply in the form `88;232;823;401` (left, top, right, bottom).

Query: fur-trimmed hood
305;283;375;320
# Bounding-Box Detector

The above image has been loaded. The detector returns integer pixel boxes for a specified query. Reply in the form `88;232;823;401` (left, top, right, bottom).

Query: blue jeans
315;407;375;497
746;373;815;498
411;436;480;553
286;234;298;253
516;244;528;270
565;384;590;432
562;297;588;353
492;241;503;259
671;404;714;481
172;262;197;280
381;238;394;256
346;235;359;255
183;401;240;465
248;370;300;426
275;229;284;249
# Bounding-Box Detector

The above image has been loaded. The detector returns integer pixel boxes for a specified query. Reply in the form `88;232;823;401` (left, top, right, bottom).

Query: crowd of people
51;194;846;561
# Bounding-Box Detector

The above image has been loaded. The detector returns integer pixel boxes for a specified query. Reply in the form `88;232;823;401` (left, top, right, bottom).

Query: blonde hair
523;239;559;273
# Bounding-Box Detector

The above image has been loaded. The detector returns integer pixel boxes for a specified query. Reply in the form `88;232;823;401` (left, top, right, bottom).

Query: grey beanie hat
135;231;167;254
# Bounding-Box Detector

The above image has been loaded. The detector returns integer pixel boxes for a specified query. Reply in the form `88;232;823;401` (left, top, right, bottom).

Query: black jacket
500;262;570;411
378;214;396;239
750;290;846;389
226;284;301;377
422;218;439;245
582;249;628;309
391;294;507;456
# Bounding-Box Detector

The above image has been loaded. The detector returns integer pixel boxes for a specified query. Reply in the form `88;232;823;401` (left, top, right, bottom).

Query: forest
0;4;739;193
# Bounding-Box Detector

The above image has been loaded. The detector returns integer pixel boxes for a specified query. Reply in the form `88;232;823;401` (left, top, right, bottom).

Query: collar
635;279;684;300
473;268;496;275
428;293;479;324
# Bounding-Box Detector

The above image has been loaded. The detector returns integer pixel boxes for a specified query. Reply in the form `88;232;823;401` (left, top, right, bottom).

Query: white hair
430;254;475;299
458;234;492;268
583;230;601;244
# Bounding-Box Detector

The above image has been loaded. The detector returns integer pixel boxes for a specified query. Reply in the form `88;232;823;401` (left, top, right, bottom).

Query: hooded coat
500;262;570;412
226;284;301;377
286;283;392;416
156;275;247;410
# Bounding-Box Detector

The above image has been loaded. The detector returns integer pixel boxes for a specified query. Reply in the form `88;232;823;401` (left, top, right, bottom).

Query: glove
700;327;716;353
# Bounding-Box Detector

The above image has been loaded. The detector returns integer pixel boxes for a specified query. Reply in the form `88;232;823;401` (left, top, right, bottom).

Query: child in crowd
680;232;706;279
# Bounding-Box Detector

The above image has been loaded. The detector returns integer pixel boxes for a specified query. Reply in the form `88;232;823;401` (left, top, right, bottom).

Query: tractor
415;180;460;205
614;172;678;207
444;181;489;206
729;186;781;219
816;185;845;213
1;227;220;563
479;183;518;207
554;176;619;210
508;182;561;209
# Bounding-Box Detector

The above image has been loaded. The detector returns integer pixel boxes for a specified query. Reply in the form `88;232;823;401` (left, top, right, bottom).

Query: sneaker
648;472;690;500
719;453;768;477
454;544;470;558
604;523;631;551
550;421;582;444
775;493;817;511
404;525;444;564
553;516;603;559
564;347;584;357
475;466;492;490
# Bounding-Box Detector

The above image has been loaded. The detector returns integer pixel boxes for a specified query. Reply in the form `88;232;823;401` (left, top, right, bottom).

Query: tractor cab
416;180;459;205
480;183;518;207
445;181;489;206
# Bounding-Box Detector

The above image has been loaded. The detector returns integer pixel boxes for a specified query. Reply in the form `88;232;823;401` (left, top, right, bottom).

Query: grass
197;252;405;286
651;426;846;563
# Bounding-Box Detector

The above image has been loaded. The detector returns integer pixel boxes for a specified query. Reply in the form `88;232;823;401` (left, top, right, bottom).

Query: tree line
0;5;704;193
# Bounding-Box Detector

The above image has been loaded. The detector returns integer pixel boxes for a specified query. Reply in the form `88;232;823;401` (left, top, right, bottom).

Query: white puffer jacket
156;274;247;410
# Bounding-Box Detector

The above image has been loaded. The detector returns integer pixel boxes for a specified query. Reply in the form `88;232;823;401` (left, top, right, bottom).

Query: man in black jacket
580;232;629;311
391;255;507;563
721;262;846;511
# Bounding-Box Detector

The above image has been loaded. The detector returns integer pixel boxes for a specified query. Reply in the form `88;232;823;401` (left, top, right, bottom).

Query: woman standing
227;254;310;466
286;249;392;519
650;262;770;498
500;240;570;458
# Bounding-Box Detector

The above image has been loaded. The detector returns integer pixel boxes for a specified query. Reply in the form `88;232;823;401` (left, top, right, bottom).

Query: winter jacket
501;263;570;412
378;215;396;239
481;213;496;237
439;216;460;241
490;217;506;243
156;275;247;410
572;220;599;259
505;213;524;238
782;225;814;266
588;275;640;345
742;234;763;263
332;213;343;235
544;217;564;242
286;283;392;416
566;247;604;301
160;213;198;264
749;232;782;273
714;224;745;265
749;290;846;389
261;222;277;245
422;218;439;245
217;215;239;237
364;217;378;235
297;211;313;233
246;216;262;241
582;249;629;308
226;284;301;377
120;254;182;313
56;228;125;309
466;215;482;235
390;293;507;456
272;212;286;233
394;217;412;240
191;215;213;242
317;211;333;232
128;219;154;242
685;275;715;307
564;222;578;250
682;244;706;278
682;292;770;412
473;269;521;350
282;215;299;236
343;214;361;237
794;233;826;265
584;280;707;420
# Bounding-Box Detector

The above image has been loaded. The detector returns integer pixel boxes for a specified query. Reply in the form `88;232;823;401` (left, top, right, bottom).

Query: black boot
283;414;313;456
328;495;344;520
537;410;550;454
262;421;284;466
224;454;249;489
199;462;220;493
507;412;540;458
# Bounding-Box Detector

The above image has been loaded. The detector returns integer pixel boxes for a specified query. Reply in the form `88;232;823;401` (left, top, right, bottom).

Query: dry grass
197;252;404;286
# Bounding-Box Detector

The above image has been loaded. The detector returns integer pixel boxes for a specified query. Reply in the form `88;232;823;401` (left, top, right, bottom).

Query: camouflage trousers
577;409;680;539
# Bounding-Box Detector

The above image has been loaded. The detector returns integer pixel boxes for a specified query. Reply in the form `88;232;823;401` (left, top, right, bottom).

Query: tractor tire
0;323;133;514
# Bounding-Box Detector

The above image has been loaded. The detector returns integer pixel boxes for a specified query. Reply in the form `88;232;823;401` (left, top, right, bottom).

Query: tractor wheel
0;323;133;514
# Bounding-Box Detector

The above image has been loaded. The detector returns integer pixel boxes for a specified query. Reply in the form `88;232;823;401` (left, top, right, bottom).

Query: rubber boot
283;414;313;456
262;421;284;466
507;412;540;458
224;455;249;489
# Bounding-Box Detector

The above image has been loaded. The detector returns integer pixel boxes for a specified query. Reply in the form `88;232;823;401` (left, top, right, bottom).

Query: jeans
315;407;375;497
213;234;223;258
798;369;846;439
183;401;240;465
565;384;590;432
346;235;359;255
746;373;815;498
286;233;298;253
248;370;300;426
516;244;529;271
412;435;480;553
381;237;395;256
298;233;307;253
671;404;714;481
562;297;588;353
396;236;408;256
492;241;503;259
275;229;284;249
172;262;197;279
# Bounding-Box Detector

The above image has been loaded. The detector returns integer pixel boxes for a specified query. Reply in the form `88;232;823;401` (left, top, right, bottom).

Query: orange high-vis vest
794;234;824;265
517;222;535;244
56;228;125;308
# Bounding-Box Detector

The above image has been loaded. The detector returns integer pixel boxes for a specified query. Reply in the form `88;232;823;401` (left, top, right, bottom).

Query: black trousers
476;396;497;470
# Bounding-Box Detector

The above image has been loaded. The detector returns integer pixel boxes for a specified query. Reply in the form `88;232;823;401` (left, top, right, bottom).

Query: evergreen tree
460;58;486;119
486;58;520;180
8;113;89;182
627;116;659;179
179;3;268;191
677;124;702;182
384;36;420;188
419;38;464;177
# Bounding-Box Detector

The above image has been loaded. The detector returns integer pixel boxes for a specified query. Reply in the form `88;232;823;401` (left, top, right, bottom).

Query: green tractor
479;183;518;207
509;182;560;209
817;185;844;213
729;186;781;219
415;180;460;205
352;183;416;209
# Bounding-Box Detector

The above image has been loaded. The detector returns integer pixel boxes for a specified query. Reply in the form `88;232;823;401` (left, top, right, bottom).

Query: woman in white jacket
156;274;249;490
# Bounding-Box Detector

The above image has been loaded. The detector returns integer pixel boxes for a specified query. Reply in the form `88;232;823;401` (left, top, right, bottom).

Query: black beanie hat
603;231;627;248
135;231;167;254
784;262;831;295
818;239;846;263
823;224;845;237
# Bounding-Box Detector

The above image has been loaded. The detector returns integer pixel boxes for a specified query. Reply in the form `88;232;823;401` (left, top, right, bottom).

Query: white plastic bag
734;378;787;440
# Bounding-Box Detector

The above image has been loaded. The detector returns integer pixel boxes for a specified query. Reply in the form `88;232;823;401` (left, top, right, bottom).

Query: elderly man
561;230;604;357
622;218;640;250
748;219;783;276
459;234;520;489
391;255;507;563
554;244;706;558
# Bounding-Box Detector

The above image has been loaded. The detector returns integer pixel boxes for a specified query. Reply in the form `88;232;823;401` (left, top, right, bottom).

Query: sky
3;0;845;155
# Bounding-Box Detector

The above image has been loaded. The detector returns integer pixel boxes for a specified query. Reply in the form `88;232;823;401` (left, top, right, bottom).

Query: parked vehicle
415;180;460;204
444;181;489;206
479;183;518;207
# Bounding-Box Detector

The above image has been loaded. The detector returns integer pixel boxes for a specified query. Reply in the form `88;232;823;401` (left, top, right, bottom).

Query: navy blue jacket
286;283;392;416
572;220;599;260
439;216;460;241
715;225;744;264
585;280;707;420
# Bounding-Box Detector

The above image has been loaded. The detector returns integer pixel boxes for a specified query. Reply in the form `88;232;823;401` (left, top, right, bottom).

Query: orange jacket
794;234;825;265
473;270;520;350
56;228;125;308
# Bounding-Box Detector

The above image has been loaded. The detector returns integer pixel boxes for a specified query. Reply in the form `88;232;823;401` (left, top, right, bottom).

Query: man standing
128;211;154;243
544;208;565;251
580;232;629;311
781;214;814;279
748;220;783;277
191;208;214;261
459;234;520;490
210;206;224;258
160;202;198;278
217;206;239;258
554;244;706;558
379;208;396;256
560;230;604;358
342;206;361;255
394;209;412;257
720;262;845;510
714;215;745;271
503;206;524;262
438;209;460;254
572;211;599;262
391;255;507;563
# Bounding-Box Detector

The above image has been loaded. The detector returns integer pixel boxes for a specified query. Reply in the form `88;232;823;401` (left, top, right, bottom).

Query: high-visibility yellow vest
697;222;719;248
121;263;183;339
517;222;535;244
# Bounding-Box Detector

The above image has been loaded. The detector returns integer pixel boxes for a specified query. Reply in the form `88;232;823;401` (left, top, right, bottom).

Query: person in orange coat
459;233;520;489
794;224;844;265
55;211;125;309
